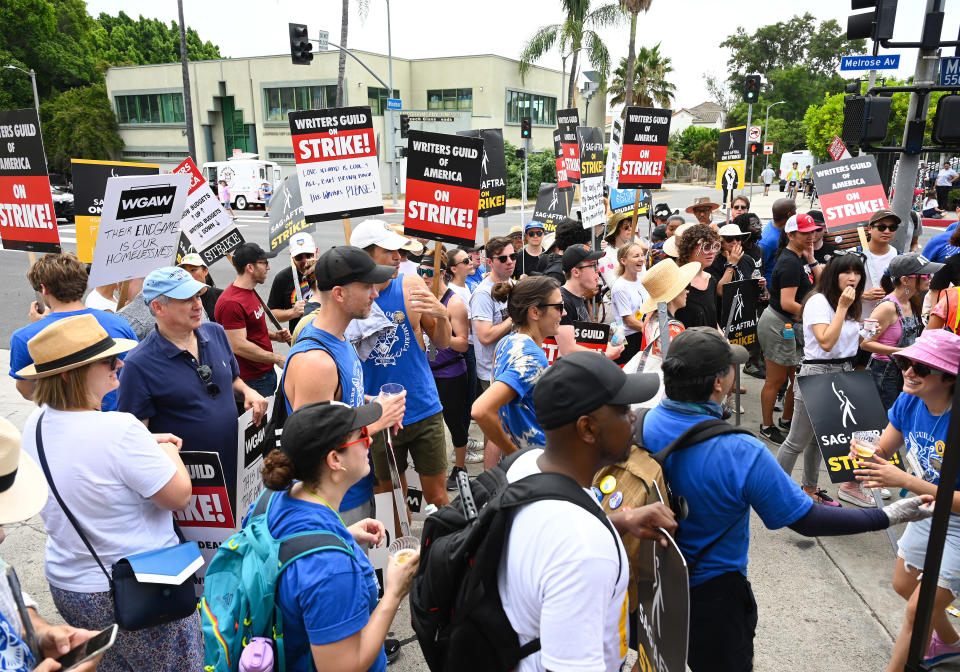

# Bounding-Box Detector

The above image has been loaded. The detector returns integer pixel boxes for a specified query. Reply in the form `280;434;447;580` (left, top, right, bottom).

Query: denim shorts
897;516;960;597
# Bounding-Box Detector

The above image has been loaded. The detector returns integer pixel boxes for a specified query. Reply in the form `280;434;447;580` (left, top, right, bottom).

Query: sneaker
465;441;484;463
837;482;876;508
446;466;467;491
774;393;784;412
778;418;792;431
385;638;401;664
880;487;891;499
466;438;483;451
804;487;841;507
925;632;960;665
759;425;786;444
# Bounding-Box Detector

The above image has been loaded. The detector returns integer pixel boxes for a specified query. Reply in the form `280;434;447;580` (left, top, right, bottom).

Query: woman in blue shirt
853;329;960;670
472;276;562;455
260;401;419;672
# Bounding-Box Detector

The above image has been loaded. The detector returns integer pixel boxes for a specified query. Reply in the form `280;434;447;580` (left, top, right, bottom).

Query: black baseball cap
562;244;604;273
662;327;748;378
233;242;277;270
281;400;382;461
315;246;396;291
533;352;660;430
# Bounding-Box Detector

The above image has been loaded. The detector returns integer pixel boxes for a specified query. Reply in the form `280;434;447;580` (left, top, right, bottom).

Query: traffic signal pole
740;102;753;206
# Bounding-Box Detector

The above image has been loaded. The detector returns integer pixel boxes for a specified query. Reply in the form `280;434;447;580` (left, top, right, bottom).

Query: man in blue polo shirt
10;252;137;411
117;266;268;509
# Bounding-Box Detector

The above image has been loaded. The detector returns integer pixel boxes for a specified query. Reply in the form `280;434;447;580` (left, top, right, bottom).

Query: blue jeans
868;357;901;410
245;368;278;399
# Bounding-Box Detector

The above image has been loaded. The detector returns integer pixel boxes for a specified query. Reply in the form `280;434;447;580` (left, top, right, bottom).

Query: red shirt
214;283;274;380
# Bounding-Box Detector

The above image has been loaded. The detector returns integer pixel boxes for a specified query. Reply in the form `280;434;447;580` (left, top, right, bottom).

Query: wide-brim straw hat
685;197;721;214
717;223;750;238
605;212;634;242
17;313;138;379
0;417;47;524
638;259;700;314
662;223;695;258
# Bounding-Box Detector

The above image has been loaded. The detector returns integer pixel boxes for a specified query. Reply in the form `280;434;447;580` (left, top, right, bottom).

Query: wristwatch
808;260;820;268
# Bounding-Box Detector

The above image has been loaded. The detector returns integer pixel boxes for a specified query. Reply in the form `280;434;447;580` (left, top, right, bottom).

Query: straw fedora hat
662;222;695;258
685;197;720;214
638;259;700;314
17;314;138;379
604;212;634;243
717;223;750;238
0;417;47;525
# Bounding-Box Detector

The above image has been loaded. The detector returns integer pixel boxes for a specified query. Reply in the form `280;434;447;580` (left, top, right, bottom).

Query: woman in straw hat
19;314;198;672
623;258;699;408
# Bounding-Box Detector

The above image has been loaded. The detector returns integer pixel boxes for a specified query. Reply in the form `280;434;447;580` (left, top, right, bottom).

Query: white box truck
202;154;281;210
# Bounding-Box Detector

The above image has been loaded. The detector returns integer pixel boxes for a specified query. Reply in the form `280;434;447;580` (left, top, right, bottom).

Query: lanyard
300;483;348;529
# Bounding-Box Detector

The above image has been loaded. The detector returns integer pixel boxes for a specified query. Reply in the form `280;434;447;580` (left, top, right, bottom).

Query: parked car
50;186;74;223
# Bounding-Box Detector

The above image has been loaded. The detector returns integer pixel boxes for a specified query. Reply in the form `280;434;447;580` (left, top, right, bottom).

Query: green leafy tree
607;44;675;110
504;141;557;200
90;11;220;66
669;126;719;162
519;0;625;108
618;0;652;108
41;83;123;173
690;139;717;168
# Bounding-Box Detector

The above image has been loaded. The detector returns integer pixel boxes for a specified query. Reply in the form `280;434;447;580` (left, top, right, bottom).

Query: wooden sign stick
115;280;131;311
431;241;442;297
342;218;352;244
631;188;642;234
27;252;44;314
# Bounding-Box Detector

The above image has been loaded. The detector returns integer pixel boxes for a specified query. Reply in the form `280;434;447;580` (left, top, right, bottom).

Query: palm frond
518;24;561;81
586;2;627;29
582;31;612;86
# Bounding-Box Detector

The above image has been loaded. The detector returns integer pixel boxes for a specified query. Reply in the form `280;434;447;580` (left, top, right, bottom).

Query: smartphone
55;623;117;670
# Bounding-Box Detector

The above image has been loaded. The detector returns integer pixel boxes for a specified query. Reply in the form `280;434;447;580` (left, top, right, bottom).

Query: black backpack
409;449;623;672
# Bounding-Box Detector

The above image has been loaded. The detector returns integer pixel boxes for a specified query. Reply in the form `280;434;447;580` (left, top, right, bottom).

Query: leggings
434;371;469;446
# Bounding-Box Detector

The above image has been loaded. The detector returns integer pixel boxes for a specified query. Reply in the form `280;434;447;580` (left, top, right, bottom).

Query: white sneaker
880;487;891;499
465;448;484;464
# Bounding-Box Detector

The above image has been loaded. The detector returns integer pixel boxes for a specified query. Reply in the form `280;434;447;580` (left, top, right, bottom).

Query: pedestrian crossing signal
749;142;761;155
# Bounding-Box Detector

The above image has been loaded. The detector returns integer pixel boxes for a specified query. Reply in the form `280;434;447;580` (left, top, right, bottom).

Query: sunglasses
895;358;940;378
906;274;932;280
452;258;471;266
833;249;866;262
731;204;749;211
527;230;544;237
196;364;220;398
493;253;519;263
338;426;372;451
721;236;745;244
697;241;721;254
97;355;120;371
871;223;899;232
417;266;435;278
539;302;564;311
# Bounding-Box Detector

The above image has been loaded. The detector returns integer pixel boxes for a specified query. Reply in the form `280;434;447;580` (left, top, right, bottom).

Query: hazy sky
86;0;959;110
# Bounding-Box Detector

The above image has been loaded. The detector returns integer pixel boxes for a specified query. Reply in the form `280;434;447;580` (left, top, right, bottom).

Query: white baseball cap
350;219;415;251
289;232;317;257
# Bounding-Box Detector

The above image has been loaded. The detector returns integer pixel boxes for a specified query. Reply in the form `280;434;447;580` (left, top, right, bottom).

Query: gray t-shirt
119;293;208;340
469;276;509;382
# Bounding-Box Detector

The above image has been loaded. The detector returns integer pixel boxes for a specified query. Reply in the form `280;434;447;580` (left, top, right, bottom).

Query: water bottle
239;637;275;672
783;323;795;341
610;321;627;347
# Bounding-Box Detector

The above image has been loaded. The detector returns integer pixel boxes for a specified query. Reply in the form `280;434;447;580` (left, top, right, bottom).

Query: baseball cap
142;266;207;303
282;400;382;462
784;213;818;233
533;352;660;430
233;242;278;270
350;219;415;251
662;327;748;377
806;210;825;227
653;203;672;220
178;253;206;268
289;232;317;258
562;244;604;273
869;209;901;227
315;246;396;291
524;221;544;232
887;252;944;279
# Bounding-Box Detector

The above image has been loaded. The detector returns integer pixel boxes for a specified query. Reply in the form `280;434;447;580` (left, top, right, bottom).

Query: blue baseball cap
524;221;544;232
142;266;208;304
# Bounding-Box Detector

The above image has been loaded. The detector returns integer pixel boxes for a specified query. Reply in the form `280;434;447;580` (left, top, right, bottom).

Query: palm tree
336;0;370;107
519;0;624;109
607;44;676;110
619;0;652;108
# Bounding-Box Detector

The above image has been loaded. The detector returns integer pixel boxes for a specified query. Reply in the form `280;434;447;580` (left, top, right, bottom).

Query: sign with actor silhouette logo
532;182;574;234
798;371;904;483
720;280;758;347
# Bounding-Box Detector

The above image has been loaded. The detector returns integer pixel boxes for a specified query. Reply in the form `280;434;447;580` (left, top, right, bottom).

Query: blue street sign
386;98;402;110
940;57;960;86
840;54;900;71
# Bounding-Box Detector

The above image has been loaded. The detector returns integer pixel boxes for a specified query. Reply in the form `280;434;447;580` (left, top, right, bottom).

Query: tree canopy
607;44;675;110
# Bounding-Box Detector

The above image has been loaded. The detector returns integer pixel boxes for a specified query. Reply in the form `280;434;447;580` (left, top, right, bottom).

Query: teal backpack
200;489;355;672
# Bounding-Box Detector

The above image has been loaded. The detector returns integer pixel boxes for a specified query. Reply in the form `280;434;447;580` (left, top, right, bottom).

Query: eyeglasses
539;302;564;311
575;263;598;271
97;355;120;371
417;266;435;278
871;222;899;232
196;364;220;398
527;230;544;237
493;253;519;263
697;241;721;254
731;204;749;211
338;426;372;451
895;358;938;378
255;260;270;267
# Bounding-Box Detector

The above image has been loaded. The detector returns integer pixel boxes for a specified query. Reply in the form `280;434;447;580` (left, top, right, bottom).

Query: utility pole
385;0;398;208
890;0;943;251
177;0;196;161
740;102;752;201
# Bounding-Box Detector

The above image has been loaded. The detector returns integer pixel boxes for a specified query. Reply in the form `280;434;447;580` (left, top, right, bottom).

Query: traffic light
515;148;526;160
748;142;761;155
520;116;532;139
842;95;893;147
742;75;761;104
847;0;898;42
400;114;410;139
932;96;960;145
289;23;313;65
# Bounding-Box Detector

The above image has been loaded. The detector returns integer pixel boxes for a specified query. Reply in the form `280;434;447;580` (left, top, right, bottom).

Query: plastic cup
388;535;420;564
862;318;879;339
851;430;881;462
380;383;405;399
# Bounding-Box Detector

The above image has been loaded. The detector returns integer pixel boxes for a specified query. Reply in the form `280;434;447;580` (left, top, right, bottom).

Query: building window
427;88;472;111
115;93;185;124
267;151;295;161
505;90;556;126
367;87;399;115
263;85;337;122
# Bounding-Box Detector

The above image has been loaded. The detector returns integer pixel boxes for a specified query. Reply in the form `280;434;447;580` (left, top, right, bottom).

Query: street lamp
3;65;40;118
763;100;786;151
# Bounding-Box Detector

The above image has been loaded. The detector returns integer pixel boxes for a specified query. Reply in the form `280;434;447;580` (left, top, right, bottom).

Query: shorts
371;411;447;481
897;516;960;597
757;308;802;367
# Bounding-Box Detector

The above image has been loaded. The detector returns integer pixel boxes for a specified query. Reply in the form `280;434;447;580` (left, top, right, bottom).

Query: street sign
940;57;960;86
748;126;761;142
840;54;900;71
763;142;773;155
386;98;402;111
405;115;455;122
316;30;329;50
827;135;852;162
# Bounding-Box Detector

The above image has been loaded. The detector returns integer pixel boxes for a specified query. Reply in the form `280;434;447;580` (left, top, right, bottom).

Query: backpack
409;449;623;672
200;489;355;672
592;407;754;610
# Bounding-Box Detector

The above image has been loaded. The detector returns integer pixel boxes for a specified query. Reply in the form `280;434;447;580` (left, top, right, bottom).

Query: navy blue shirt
922;221;960;263
117;322;241;494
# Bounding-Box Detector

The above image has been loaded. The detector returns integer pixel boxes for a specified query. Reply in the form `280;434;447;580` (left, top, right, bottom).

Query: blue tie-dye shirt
493;333;548;450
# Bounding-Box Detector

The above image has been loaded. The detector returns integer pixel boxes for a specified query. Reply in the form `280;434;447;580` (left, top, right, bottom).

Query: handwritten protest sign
0;108;60;253
557;109;581;183
619;106;672;190
553;130;571;190
87;173;190;288
457;129;506;218
532;182;574;233
173;157;244;265
577;127;605;229
72;159;159;263
288;106;383;223
811;155;888;233
403;130;483;247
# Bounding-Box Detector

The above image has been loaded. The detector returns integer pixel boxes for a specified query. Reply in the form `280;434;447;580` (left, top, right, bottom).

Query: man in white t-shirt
498;352;677;672
862;209;901;318
761;165;776;196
